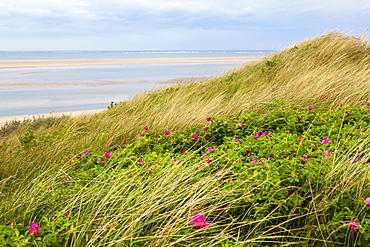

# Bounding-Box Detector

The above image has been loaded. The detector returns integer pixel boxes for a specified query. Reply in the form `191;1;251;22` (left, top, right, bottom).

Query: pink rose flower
302;155;308;162
321;137;329;144
347;219;359;235
190;213;209;229
29;222;40;235
349;157;358;163
364;197;370;206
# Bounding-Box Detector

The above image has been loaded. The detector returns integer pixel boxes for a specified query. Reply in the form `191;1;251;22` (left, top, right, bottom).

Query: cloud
0;0;368;50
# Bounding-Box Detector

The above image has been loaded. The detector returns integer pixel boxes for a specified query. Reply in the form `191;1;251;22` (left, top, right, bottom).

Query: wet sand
0;57;259;69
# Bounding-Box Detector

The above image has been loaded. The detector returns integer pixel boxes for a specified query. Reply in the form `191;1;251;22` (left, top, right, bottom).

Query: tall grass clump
0;31;369;246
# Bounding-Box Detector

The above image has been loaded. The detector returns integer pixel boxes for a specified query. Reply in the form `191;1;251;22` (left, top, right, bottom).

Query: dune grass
0;31;370;246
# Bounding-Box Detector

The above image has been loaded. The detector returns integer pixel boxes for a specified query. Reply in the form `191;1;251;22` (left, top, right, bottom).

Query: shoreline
0;109;105;127
0;56;261;126
0;57;259;69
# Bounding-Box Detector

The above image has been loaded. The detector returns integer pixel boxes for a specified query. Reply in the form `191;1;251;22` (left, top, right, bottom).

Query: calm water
0;51;271;117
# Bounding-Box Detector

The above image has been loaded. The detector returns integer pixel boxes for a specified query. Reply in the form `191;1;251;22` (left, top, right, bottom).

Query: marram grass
0;31;370;246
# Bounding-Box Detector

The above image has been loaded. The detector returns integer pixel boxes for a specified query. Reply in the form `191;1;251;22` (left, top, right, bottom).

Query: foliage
1;105;370;246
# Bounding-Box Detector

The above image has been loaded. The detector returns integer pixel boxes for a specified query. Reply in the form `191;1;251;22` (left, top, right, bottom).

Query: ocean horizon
0;50;273;60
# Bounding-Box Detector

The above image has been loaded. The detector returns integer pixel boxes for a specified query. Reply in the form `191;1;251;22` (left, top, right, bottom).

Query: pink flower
347;219;359;234
266;136;271;140
47;186;52;190
233;137;239;142
83;150;89;154
164;130;171;135
144;126;149;130
206;159;212;164
136;134;143;138
67;157;72;160
255;132;261;138
368;109;370;114
236;123;243;128
251;157;257;162
323;150;331;156
0;146;2;149
261;131;269;136
207;147;214;151
197;166;202;170
350;157;359;163
306;106;313;110
246;152;252;156
302;155;308;162
204;135;210;139
76;154;81;158
190;213;209;229
366;103;370;107
105;152;111;158
206;117;212;122
192;134;199;139
364;197;370;206
181;149;187;155
203;127;209;131
147;165;152;171
259;159;266;163
321;137;329;144
29;222;40;235
137;158;144;163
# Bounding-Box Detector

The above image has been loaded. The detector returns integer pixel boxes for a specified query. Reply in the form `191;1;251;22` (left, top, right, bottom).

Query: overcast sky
0;0;369;51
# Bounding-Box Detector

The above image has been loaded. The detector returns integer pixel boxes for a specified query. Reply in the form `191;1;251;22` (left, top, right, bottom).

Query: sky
0;0;369;51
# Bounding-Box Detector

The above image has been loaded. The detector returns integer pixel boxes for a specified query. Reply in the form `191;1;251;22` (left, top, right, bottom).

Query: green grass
0;31;370;246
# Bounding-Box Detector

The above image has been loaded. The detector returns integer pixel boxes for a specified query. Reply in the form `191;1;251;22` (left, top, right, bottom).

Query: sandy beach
0;109;105;127
0;57;259;69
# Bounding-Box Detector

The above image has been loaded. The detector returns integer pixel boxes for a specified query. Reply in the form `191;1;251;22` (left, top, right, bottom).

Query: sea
0;51;271;117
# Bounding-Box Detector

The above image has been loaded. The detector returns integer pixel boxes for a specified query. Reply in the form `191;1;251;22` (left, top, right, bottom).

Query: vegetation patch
0;31;369;246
